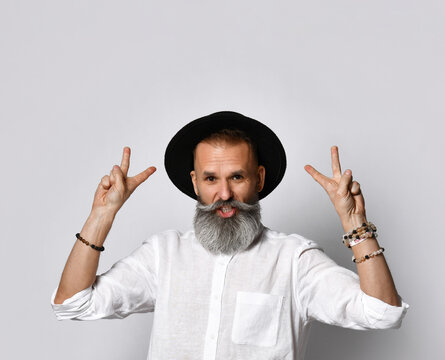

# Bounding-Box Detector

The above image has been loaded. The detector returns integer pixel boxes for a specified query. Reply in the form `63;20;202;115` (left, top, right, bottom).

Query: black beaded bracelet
76;233;105;252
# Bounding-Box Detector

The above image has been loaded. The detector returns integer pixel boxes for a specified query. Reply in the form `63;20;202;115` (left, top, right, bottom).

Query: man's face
191;139;266;255
190;140;266;212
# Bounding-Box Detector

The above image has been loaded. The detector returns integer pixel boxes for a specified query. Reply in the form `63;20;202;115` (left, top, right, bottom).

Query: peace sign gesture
304;146;367;232
92;147;156;216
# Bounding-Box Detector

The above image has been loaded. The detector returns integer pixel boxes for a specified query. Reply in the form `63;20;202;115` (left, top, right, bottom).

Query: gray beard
193;198;263;255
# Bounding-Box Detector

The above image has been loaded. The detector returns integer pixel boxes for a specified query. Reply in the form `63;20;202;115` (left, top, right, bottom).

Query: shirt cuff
50;287;93;320
362;292;409;329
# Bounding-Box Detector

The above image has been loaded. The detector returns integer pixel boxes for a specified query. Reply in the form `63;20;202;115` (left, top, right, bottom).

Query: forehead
193;140;255;169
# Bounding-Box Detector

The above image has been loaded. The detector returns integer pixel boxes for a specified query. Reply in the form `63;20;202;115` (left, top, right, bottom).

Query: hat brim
164;111;286;200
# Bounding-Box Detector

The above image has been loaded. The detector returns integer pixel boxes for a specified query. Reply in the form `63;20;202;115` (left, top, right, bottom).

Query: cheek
233;182;257;201
196;183;216;202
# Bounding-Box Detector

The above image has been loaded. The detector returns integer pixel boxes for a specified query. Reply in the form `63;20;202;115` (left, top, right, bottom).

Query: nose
217;179;233;201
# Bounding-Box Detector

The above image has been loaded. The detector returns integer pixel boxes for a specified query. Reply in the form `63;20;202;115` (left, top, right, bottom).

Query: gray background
1;0;443;359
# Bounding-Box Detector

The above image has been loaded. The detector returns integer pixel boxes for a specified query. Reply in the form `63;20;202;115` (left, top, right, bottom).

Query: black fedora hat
164;111;286;200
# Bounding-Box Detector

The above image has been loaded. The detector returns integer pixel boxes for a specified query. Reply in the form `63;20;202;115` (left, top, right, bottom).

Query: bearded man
52;111;408;360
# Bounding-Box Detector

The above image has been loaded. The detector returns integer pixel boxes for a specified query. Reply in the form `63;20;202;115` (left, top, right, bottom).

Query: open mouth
216;205;237;218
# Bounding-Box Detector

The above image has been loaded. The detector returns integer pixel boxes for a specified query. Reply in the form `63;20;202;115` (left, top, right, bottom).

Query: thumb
127;166;157;193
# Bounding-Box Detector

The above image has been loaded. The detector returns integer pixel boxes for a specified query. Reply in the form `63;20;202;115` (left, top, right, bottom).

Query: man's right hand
92;147;157;217
53;147;156;304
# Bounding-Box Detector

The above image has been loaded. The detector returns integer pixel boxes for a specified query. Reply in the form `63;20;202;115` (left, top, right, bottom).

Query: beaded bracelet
342;222;377;248
352;247;385;264
76;233;105;252
349;231;378;247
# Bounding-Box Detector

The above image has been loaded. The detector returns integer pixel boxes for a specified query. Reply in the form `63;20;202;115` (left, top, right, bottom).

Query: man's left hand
304;146;367;232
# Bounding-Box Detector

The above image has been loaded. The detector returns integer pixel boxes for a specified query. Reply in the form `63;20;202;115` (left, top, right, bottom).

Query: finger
120;147;131;177
331;146;342;178
304;164;331;189
350;181;361;196
128;166;157;193
350;180;366;212
355;191;366;213
109;168;116;185
337;169;353;196
100;175;111;190
111;165;125;190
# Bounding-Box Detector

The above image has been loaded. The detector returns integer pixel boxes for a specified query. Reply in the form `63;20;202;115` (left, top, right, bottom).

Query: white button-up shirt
51;228;408;360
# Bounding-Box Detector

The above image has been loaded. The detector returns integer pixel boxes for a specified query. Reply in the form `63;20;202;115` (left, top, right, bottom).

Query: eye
205;176;216;182
232;174;243;180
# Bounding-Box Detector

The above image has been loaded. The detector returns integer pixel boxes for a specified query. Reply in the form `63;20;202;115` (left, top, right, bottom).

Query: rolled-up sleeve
51;235;159;321
294;248;409;330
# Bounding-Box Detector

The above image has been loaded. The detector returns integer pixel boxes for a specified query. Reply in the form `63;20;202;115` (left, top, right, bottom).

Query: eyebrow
202;170;247;177
229;170;247;176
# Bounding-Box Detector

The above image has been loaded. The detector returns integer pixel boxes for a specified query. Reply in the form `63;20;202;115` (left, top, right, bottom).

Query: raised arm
304;146;400;306
53;147;156;304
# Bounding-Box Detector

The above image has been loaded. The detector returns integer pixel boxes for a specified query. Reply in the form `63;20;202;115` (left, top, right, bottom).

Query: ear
190;170;199;196
257;166;266;193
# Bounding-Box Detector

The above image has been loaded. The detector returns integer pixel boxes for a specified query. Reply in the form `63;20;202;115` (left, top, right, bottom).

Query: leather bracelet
76;233;105;252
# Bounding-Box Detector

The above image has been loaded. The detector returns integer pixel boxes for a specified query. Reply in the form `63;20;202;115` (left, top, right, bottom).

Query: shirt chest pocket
231;291;284;347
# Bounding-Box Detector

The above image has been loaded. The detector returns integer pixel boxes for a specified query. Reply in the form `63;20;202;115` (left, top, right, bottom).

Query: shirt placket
202;254;233;360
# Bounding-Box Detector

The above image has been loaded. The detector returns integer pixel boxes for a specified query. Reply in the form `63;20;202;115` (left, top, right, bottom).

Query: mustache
196;198;259;213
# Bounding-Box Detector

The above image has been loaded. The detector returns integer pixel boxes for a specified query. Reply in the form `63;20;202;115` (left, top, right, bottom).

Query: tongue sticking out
217;206;237;218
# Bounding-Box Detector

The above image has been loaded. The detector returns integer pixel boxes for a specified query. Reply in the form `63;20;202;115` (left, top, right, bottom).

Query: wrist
84;216;114;233
341;214;368;233
81;209;115;246
89;207;116;224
